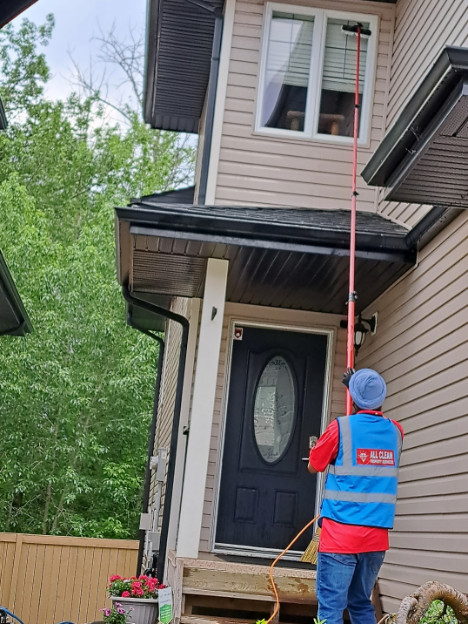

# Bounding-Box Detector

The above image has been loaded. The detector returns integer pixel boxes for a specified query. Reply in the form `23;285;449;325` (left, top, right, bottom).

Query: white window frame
255;3;379;145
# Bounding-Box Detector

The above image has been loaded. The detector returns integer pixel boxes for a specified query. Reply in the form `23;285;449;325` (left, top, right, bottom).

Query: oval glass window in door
253;356;296;463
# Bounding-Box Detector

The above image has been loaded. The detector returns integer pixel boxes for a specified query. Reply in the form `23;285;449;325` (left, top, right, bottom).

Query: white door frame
211;318;335;558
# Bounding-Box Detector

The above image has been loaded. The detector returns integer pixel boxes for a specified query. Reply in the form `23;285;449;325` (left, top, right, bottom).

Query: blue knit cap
349;368;387;410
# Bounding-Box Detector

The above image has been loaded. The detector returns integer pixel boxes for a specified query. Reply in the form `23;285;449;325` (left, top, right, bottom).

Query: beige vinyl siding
357;212;468;613
199;303;348;552
150;297;190;531
213;0;395;211
387;0;468;129
378;0;468;224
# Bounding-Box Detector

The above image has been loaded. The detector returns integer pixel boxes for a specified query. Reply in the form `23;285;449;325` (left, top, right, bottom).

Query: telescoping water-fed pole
263;21;372;621
343;22;370;415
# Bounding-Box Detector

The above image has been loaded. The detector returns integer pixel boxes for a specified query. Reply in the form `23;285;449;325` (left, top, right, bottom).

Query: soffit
115;202;415;318
363;46;468;207
144;0;396;133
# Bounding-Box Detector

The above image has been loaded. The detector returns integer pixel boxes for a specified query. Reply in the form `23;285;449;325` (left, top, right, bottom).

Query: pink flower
121;591;130;597
109;575;121;582
132;588;144;597
159;584;167;589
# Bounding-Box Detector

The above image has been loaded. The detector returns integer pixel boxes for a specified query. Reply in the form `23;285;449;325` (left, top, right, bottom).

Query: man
308;368;403;624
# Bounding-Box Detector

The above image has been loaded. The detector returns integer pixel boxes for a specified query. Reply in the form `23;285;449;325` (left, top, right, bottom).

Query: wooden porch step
167;552;317;624
182;560;316;605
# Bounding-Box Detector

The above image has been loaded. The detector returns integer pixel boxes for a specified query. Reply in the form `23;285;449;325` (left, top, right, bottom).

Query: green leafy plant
101;603;131;624
108;574;165;599
419;600;457;623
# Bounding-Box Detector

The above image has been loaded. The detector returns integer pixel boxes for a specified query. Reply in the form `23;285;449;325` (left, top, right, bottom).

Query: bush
419;600;458;623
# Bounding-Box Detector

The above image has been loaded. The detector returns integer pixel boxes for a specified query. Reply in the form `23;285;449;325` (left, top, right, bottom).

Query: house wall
358;211;468;613
150;297;190;537
378;0;468;225
199;303;348;553
208;0;395;212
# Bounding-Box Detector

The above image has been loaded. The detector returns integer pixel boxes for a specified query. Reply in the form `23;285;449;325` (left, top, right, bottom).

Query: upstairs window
257;5;378;143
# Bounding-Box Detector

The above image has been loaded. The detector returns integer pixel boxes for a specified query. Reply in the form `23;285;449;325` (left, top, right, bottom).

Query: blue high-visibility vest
321;412;403;529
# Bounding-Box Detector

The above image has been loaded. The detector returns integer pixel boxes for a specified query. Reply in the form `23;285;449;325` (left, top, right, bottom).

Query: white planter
110;596;158;624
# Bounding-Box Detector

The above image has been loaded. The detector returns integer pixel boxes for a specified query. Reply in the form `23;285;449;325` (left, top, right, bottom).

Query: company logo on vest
356;448;395;465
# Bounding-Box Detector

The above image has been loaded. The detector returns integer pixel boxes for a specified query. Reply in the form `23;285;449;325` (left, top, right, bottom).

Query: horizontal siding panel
398;453;467;483
217;171;377;200
397;470;467;498
390;531;468;553
385;549;468;574
218;149;358;176
381;562;468;592
401;400;468;446
396;494;468;515
215;185;375;211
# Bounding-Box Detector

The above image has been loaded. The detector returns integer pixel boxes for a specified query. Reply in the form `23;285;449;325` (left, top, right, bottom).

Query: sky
23;0;147;109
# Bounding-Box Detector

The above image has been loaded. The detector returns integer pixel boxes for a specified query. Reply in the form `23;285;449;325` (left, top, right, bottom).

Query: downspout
191;4;223;205
126;317;165;576
122;284;189;582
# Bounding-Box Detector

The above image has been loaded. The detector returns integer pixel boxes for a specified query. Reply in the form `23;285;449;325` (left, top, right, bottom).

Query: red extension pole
345;25;362;415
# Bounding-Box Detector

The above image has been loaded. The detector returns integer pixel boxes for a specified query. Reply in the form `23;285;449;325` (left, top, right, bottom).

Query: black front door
215;325;328;553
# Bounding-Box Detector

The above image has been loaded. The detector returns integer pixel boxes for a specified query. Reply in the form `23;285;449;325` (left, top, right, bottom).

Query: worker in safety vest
308;368;403;624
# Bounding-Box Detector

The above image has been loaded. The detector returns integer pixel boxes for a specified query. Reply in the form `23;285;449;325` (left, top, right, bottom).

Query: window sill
252;127;373;150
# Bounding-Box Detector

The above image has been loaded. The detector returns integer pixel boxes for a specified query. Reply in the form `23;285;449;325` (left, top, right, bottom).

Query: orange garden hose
265;514;320;624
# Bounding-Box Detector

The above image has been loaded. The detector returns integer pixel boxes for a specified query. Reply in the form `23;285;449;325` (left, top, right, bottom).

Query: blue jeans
316;551;385;624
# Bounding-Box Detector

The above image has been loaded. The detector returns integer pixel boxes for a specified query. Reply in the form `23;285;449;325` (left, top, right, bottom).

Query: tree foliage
0;17;194;537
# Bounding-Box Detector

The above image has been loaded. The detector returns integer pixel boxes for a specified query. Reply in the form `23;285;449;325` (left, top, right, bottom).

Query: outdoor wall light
340;313;378;355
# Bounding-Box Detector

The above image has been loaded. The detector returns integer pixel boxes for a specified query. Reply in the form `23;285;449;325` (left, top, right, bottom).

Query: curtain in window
318;18;370;136
261;12;314;130
322;19;369;94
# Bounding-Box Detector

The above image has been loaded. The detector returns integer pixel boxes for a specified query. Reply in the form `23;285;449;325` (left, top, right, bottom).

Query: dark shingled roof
118;201;411;257
115;201;416;319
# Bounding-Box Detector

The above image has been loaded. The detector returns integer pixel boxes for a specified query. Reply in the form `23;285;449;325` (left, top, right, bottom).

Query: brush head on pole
342;23;372;38
300;527;321;565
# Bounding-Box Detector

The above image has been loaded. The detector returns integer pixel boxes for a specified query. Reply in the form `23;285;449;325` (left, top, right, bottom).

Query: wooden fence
0;533;138;624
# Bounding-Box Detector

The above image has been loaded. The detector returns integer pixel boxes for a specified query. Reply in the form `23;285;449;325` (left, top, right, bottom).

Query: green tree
0;16;194;537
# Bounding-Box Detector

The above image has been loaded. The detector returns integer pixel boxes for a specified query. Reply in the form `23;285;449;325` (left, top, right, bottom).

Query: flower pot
111;596;158;624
